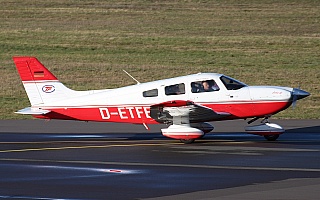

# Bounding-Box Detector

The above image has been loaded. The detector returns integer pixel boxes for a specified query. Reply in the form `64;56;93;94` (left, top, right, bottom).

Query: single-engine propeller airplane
13;57;310;143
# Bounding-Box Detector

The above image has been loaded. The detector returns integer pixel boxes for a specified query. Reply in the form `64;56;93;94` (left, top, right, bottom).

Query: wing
150;100;230;124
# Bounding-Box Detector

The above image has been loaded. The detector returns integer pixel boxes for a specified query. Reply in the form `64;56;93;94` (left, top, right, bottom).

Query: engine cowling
161;124;204;140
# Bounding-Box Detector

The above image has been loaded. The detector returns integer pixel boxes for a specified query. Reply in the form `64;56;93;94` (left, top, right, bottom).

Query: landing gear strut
261;117;270;124
245;116;284;141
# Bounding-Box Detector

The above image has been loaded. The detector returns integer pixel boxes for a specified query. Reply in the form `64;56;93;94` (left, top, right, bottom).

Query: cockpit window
165;83;185;95
220;76;247;90
143;89;158;97
191;80;220;93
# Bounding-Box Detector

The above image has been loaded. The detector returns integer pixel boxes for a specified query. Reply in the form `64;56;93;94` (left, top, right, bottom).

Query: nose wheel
246;116;284;141
180;139;195;144
264;134;280;141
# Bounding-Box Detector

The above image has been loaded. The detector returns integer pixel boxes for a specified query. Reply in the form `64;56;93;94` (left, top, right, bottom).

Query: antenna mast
122;70;140;84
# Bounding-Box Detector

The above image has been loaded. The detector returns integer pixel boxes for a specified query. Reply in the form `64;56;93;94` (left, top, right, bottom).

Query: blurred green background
1;0;319;119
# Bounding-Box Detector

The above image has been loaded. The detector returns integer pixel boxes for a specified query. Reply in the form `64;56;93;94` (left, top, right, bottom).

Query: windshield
220;76;247;90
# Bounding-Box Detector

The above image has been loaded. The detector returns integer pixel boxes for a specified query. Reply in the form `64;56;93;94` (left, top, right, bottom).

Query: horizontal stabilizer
15;107;51;115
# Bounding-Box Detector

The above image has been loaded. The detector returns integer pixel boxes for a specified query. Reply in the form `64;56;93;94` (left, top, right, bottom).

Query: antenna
122;70;140;84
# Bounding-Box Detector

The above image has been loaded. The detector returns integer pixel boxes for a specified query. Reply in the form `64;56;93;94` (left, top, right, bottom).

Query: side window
191;80;220;93
143;89;158;97
165;83;185;95
220;76;246;90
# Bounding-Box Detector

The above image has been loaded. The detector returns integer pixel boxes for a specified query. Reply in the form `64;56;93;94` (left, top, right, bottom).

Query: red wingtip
13;57;58;82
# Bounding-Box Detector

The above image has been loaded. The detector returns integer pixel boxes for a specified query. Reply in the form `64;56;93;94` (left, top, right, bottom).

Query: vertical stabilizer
13;57;77;106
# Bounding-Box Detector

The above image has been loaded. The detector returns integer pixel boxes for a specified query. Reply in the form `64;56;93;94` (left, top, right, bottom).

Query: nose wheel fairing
245;122;284;141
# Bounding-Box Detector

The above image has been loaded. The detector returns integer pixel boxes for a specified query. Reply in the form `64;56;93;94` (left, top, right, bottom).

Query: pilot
202;80;219;92
202;81;212;92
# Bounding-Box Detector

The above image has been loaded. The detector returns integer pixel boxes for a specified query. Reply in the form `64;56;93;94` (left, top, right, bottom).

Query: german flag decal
34;71;44;77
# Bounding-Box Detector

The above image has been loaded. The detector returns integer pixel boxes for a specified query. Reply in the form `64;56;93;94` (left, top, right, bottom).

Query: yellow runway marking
0;140;168;144
0;142;182;153
1;158;320;172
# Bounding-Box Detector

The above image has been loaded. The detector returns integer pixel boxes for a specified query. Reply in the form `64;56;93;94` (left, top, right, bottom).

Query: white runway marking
1;158;320;172
31;165;140;174
0;196;75;200
46;135;106;138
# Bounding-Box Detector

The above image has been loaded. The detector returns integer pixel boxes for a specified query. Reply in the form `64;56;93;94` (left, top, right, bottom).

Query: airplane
13;56;310;143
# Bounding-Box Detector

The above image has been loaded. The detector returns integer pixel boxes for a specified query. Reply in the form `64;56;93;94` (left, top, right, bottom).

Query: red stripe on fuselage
34;106;156;123
33;101;291;123
203;100;291;118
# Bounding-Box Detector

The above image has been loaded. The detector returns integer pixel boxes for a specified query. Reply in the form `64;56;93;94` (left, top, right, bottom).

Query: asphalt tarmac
0;119;319;200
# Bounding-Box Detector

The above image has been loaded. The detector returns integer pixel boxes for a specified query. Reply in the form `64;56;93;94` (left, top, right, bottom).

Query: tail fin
13;57;77;106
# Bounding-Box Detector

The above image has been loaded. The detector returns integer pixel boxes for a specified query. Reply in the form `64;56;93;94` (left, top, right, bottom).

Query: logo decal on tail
42;85;55;93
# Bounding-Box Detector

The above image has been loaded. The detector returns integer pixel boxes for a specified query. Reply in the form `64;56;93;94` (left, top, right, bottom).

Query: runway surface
0;119;319;200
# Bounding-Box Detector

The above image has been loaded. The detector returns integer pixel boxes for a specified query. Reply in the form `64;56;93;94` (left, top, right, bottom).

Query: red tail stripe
13;57;58;81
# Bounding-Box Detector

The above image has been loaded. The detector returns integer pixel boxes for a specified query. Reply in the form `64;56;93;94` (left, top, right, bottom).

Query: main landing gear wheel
264;134;280;141
180;139;195;144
